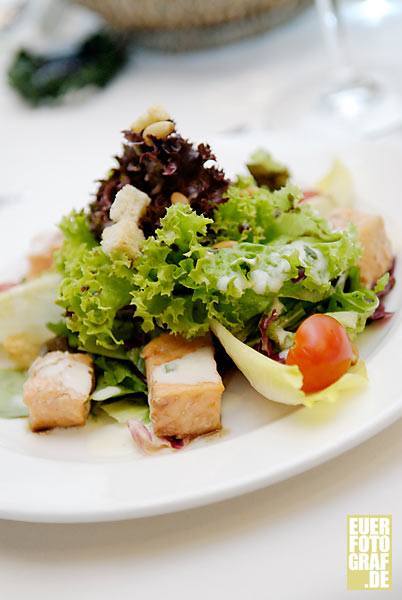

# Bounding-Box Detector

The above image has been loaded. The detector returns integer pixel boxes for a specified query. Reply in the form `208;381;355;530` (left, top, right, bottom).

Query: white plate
0;132;401;523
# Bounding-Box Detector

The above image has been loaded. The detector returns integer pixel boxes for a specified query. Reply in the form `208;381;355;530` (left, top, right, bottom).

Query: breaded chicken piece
23;351;94;432
330;208;393;288
142;334;224;439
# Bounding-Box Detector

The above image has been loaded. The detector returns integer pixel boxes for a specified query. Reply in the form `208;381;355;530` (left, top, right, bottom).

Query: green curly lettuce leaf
195;231;360;300
57;210;97;267
56;211;135;352
132;204;213;337
373;272;390;294
132;203;362;338
212;181;340;245
56;186;366;347
325;288;378;337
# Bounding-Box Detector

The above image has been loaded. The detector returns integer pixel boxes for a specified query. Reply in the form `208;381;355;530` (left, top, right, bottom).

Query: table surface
1;2;401;598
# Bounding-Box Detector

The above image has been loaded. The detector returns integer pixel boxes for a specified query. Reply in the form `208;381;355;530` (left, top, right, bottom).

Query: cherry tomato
286;314;354;393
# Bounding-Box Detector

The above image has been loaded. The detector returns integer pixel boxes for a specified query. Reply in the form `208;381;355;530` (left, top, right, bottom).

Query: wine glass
315;0;381;116
266;0;402;138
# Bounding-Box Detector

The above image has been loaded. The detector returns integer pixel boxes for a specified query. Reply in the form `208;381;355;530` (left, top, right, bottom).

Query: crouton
109;184;150;222
23;351;94;432
142;334;224;439
101;218;145;259
330;208;393;288
101;184;151;259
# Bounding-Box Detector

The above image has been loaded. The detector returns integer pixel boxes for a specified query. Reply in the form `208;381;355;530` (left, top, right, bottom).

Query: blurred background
1;0;402;134
1;0;402;224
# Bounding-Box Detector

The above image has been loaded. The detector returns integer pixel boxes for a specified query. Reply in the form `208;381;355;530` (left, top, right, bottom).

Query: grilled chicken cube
23;351;94;432
142;334;224;439
330;208;393;288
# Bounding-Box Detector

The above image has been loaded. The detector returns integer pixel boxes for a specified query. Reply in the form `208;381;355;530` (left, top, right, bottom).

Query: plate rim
1;397;401;523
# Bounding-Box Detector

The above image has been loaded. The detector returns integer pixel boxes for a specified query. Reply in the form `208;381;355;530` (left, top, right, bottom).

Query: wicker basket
75;0;308;51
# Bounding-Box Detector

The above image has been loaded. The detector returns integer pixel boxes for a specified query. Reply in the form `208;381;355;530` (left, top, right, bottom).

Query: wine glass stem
315;0;352;80
314;0;382;116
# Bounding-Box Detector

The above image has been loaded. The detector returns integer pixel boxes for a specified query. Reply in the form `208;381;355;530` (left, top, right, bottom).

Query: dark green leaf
8;31;127;106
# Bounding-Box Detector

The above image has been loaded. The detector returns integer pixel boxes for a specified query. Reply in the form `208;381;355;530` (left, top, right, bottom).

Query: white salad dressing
283;240;328;283
217;273;246;292
230;256;257;267
309;249;328;281
250;257;290;294
242;257;257;265
215;240;328;297
152;347;221;385
217;274;233;292
233;275;247;291
286;240;307;262
250;270;270;294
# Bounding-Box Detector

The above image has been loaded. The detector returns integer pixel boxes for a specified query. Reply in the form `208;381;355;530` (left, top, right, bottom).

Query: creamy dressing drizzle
217;275;233;292
217;273;247;292
251;254;291;294
284;240;328;282
233;275;247;291
215;241;328;296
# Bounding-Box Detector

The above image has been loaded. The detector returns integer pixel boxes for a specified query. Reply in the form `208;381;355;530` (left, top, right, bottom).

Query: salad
0;106;395;453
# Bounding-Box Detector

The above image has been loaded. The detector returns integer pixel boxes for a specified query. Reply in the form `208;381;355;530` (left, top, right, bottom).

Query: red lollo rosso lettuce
89;129;229;239
256;310;279;359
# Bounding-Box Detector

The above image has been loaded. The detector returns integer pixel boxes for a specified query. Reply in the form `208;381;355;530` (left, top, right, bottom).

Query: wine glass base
263;67;402;140
320;75;381;118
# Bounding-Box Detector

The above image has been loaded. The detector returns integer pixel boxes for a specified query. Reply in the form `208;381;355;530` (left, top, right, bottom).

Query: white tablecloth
1;2;401;597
